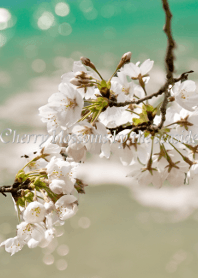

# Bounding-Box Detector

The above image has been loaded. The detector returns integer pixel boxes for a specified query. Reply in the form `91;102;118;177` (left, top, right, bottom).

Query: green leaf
107;81;111;89
144;131;150;138
25;192;34;203
100;80;107;87
17;197;25;207
133;118;144;126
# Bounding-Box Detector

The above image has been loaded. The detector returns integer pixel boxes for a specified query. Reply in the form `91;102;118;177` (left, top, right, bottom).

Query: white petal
140;59;154;76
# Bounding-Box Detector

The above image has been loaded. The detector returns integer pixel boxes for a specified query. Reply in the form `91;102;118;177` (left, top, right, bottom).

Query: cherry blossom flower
23;201;46;224
39;83;83;131
121;59;154;79
55;195;78;220
0;237;24;256
172;80;198;111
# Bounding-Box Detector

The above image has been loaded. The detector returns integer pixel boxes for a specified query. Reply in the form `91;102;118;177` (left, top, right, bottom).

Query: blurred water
0;0;198;102
1;185;198;278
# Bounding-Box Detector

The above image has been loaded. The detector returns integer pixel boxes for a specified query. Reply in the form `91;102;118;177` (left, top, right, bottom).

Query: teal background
0;0;198;103
1;0;198;277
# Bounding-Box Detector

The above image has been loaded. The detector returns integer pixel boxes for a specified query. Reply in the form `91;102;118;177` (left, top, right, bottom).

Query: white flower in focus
49;179;70;195
44;201;55;214
127;162;163;187
55;195;78;220
66;141;87;162
112;72;135;101
50;83;83;127
100;136;111;159
99;106;132;128
172;80;198;111
61;60;98;99
0;237;24;256
23;201;46;224
39;105;61;134
71;121;107;154
187;163;198;182
17;222;46;245
39;83;83;132
40;138;62;160
45;211;64;229
121;59;154;79
111;130;150;166
47;156;77;194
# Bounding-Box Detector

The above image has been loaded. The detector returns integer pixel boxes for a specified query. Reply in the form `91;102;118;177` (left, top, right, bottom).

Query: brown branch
173;70;194;82
162;0;176;81
0;186;11;197
157;0;176;128
107;1;194;135
109;83;168;107
108;70;193;108
108;121;158;136
157;89;170;129
0;179;31;197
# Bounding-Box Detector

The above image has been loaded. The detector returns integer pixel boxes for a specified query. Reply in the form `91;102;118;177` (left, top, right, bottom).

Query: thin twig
157;89;170;129
108;70;193;108
108;0;177;133
162;0;176;81
157;0;176;128
0;179;31;198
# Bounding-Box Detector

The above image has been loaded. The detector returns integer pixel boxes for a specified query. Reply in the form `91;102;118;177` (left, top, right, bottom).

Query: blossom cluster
0;141;81;255
1;51;198;256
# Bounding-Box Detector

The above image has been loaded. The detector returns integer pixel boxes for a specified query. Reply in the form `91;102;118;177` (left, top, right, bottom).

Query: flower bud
168;96;175;102
80;57;91;66
117;51;132;69
80;56;96;70
75;71;91;80
122;51;132;62
70;78;81;86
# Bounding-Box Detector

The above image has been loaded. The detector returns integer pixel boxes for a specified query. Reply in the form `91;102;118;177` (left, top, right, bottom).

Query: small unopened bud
75;71;92;80
74;178;88;194
168;96;175;102
117;51;132;69
39;168;47;175
70;78;81;86
122;51;132;62
80;56;96;70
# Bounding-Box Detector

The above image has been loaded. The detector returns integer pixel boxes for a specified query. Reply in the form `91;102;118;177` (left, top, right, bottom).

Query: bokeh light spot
0;34;7;47
31;59;46;73
78;217;91;229
58;22;72;36
55;225;65;237
43;254;54;265
84;8;98;20
55;2;70;17
56;244;69;256
101;4;115;18
37;12;54;30
79;0;93;13
0;8;11;23
56;259;68;271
